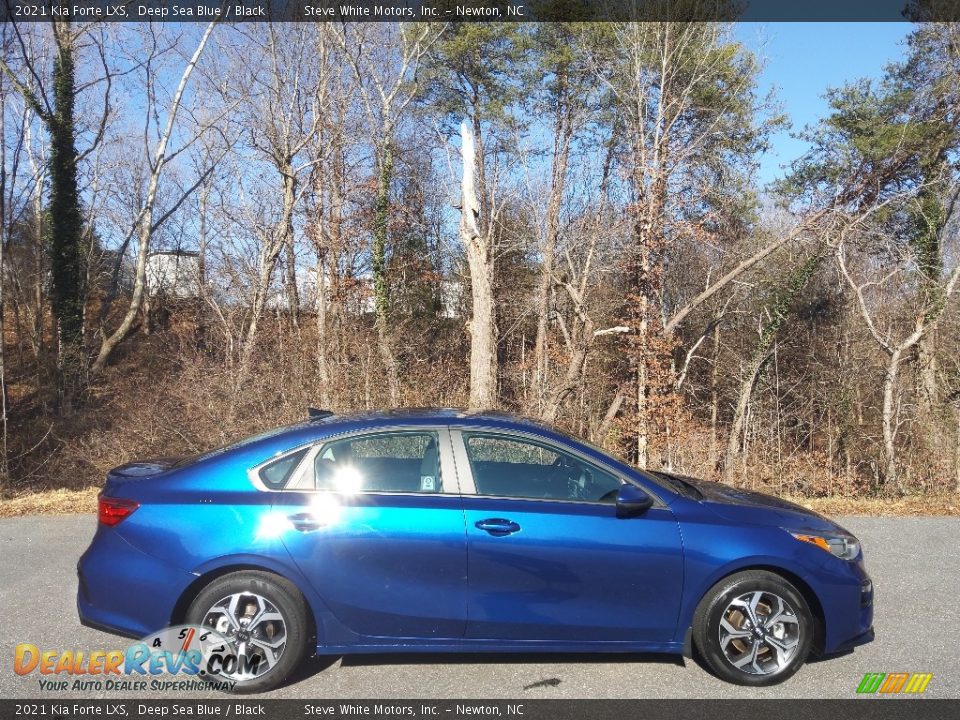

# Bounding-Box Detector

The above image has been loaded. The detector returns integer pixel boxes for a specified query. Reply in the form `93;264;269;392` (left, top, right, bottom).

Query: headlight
789;531;860;560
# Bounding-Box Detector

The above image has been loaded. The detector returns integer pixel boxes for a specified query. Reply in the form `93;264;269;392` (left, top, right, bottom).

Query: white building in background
146;250;201;298
439;280;462;319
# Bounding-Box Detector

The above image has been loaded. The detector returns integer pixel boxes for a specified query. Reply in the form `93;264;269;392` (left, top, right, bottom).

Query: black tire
692;570;813;686
186;571;310;694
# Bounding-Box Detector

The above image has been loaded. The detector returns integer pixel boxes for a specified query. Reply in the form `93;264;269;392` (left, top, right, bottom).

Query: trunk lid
105;457;185;486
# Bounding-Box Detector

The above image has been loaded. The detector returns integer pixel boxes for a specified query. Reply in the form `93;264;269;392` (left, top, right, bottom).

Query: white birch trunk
460;122;497;409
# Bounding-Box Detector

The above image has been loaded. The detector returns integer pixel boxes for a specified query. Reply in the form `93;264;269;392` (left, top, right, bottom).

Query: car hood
683;477;849;535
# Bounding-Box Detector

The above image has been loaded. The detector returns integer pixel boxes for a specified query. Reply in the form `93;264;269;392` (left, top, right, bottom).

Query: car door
271;427;469;639
453;429;684;643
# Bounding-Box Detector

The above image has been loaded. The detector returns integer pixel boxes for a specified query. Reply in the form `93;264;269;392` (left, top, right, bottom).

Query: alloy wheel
202;591;288;682
718;590;801;676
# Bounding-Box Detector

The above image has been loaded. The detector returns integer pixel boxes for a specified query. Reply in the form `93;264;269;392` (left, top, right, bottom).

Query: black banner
0;700;956;720
3;0;960;23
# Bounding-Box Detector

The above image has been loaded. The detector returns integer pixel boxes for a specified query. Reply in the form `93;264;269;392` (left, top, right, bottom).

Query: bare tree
0;62;9;481
460;121;496;409
0;16;116;404
723;250;824;479
837;226;960;487
91;21;219;376
535;137;620;423
526;24;597;416
327;23;442;405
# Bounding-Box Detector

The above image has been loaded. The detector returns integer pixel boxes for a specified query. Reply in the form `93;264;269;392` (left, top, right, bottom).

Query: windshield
648;471;705;500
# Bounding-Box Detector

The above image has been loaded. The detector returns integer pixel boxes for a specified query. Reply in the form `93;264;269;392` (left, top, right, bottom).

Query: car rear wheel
693;570;813;686
186;571;309;694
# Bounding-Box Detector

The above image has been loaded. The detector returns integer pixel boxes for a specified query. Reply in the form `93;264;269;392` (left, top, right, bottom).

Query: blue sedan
78;409;873;693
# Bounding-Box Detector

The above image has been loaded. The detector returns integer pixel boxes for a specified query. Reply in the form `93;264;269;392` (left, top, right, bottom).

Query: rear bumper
77;526;196;639
77;607;142;640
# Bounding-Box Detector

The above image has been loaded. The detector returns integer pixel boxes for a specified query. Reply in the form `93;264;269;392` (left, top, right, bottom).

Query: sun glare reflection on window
331;465;363;494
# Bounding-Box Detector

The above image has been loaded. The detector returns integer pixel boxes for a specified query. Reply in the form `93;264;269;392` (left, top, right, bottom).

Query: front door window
462;432;621;503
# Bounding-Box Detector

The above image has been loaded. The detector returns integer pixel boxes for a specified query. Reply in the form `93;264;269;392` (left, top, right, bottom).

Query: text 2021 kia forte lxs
78;409;873;693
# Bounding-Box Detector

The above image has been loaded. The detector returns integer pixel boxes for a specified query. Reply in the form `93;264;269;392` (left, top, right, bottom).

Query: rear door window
313;431;444;494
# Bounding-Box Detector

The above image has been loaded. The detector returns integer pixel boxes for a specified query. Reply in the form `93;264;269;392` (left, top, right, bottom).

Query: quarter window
258;448;308;490
462;433;622;503
313;431;444;494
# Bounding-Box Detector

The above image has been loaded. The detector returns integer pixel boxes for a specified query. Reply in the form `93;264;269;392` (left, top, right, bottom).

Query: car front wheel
186;570;310;694
693;570;813;686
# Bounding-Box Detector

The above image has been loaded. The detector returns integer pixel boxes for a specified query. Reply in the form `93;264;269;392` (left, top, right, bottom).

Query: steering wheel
549;456;588;499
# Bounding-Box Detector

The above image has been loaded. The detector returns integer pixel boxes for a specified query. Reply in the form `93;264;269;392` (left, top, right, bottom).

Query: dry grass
785;493;960;517
0;487;99;518
1;485;957;519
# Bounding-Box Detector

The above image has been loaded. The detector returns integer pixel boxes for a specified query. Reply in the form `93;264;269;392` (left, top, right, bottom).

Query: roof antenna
307;408;334;420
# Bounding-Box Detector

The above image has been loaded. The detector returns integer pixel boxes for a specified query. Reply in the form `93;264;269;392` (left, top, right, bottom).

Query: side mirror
616;484;654;518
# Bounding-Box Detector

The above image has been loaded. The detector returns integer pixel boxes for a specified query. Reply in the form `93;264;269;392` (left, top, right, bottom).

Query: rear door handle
288;513;322;532
475;518;521;536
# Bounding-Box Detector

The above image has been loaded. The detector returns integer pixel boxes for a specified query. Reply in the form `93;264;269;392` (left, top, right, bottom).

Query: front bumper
818;560;874;654
77;525;197;639
833;625;875;654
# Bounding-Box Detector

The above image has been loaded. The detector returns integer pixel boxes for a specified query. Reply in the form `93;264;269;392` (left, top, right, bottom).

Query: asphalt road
1;515;957;700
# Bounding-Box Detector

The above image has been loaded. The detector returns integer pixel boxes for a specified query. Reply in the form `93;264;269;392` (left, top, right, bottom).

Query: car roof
306;407;553;433
198;408;577;472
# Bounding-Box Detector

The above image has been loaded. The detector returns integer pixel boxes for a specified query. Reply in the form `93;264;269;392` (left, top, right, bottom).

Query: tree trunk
235;162;300;390
881;348;904;489
915;330;938;421
223;139;305;394
0;80;8;482
530;110;572;414
624;101;670;469
629;203;663;470
596;392;624;445
460;122;497;410
954;402;960;493
315;259;332;408
464;243;497;409
195;179;209;349
709;322;721;469
724;352;768;481
280;167;300;331
47;20;87;408
372;138;400;405
635;333;650;469
284;223;299;330
235;241;284;391
540;316;594;423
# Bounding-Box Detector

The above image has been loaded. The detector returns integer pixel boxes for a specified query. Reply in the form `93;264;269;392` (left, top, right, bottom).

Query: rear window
258;449;308;490
174;423;308;470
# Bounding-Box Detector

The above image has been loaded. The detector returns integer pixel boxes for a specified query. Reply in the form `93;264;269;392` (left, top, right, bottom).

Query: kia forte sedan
78;409;873;693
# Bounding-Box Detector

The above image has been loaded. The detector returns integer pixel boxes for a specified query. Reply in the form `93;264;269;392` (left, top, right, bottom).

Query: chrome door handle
475;518;521;536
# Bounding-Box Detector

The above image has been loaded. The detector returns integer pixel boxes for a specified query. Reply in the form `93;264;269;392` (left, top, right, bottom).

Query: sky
734;22;913;186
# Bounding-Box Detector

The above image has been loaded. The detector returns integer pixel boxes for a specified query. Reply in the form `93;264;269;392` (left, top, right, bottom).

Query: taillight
98;495;139;527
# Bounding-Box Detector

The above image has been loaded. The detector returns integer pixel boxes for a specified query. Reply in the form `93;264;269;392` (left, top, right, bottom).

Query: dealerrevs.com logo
14;625;248;692
856;672;934;695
